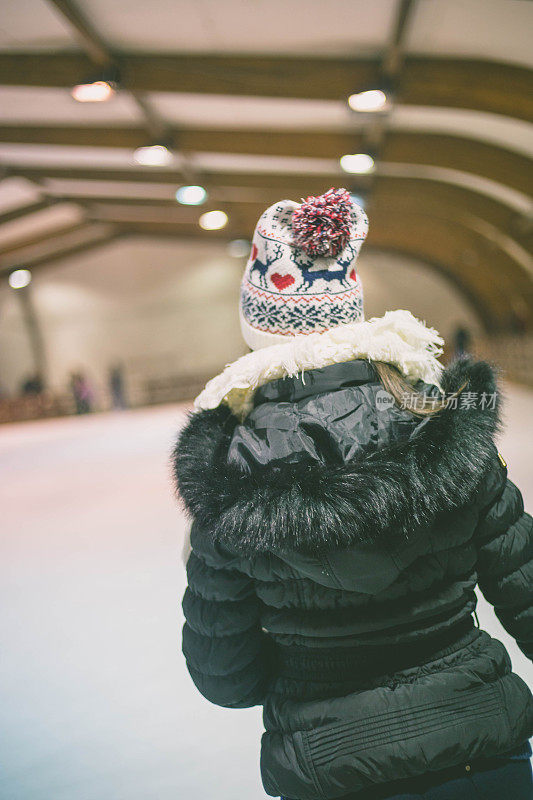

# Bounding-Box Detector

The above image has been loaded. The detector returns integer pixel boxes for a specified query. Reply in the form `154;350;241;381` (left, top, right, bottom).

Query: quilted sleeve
474;457;533;660
181;524;268;708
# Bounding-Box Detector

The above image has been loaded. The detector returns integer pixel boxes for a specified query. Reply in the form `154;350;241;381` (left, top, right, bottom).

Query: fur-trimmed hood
195;310;444;419
174;358;501;556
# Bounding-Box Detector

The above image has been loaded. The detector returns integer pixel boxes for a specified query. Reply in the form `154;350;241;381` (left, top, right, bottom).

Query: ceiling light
8;269;32;289
176;185;208;205
133;144;173;166
71;67;119;103
199;210;228;231
340;153;375;174
348;89;388;113
228;239;251;257
71;80;115;103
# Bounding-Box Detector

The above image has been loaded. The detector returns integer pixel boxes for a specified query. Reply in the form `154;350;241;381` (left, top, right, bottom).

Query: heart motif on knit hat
349;269;358;281
271;272;295;290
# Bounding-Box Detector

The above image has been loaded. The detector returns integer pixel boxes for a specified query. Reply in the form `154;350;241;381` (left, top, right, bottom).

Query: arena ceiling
0;0;532;331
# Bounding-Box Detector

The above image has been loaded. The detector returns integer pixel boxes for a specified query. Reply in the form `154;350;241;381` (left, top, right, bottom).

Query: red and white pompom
292;187;353;257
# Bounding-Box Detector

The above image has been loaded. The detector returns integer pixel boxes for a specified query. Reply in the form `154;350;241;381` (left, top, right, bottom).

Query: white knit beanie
239;188;369;350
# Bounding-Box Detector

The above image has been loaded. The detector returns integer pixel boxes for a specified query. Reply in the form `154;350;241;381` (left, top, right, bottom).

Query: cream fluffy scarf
194;310;444;419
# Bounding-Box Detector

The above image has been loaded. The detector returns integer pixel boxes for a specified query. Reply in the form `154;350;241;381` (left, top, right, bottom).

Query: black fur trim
173;358;501;555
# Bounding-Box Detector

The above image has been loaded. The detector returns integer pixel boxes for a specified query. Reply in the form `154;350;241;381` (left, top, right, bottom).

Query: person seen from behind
173;189;533;800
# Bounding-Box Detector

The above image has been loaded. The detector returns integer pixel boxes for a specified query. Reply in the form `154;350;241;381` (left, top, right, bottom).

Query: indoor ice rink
1;391;533;800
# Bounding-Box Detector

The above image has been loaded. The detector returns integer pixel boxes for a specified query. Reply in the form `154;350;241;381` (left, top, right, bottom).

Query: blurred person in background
20;373;44;396
453;324;471;359
70;371;94;415
109;363;127;410
174;190;532;800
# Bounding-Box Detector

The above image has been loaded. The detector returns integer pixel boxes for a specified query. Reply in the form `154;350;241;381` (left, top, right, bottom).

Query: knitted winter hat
240;188;369;350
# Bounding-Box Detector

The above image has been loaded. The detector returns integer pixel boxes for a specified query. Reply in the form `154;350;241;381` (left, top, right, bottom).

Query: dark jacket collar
253;359;377;406
174;358;501;555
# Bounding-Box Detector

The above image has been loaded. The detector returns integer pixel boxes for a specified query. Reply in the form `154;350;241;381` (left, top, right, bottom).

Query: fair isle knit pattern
240;189;369;350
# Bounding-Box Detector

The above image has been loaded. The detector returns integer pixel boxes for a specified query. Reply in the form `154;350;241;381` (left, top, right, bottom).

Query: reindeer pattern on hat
240;191;368;345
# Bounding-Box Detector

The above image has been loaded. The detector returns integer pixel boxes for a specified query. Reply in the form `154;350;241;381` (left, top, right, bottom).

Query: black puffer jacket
174;358;533;800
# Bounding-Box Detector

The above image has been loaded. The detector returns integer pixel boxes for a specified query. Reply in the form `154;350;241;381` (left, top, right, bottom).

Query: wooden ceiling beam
60;182;529;252
0;220;89;258
7;167;526;252
13;176;521;280
0;226;120;274
3;165;337;188
400;58;533;122
382;133;533;198
0;52;94;88
2;127;530;196
8;165;531;229
0;53;530;121
6;166;178;184
45;0;169;140
368;211;533;327
46;0;111;66
0;124;145;148
358;0;417;183
0;52;377;97
370;211;533;311
0;198;56;226
372;177;533;252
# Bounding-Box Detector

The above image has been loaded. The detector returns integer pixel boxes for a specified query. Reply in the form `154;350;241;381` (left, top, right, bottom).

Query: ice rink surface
1;388;532;800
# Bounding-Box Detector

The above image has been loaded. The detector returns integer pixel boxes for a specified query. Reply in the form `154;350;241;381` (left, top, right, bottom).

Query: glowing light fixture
340;153;375;174
199;210;228;230
133;144;173;166
348;89;388;113
71;80;115;103
228;239;251;257
71;67;119;103
176;185;208;205
9;269;32;289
